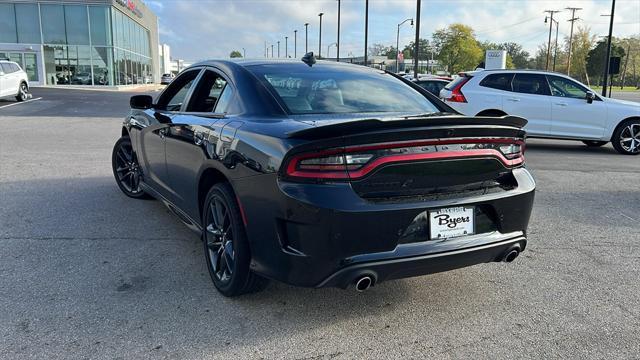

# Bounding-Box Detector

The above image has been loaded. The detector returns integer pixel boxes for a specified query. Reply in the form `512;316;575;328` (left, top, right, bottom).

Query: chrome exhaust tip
355;276;373;292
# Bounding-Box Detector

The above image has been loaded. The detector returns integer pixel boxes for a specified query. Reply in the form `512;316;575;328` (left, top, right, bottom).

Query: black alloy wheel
612;120;640;155
203;183;268;296
582;140;608;147
111;137;149;198
16;82;28;102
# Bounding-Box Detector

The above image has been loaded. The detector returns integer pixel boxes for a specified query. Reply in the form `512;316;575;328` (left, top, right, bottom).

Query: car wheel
111;137;151;198
582;140;608;147
203;183;268;297
15;82;28;102
611;119;640;155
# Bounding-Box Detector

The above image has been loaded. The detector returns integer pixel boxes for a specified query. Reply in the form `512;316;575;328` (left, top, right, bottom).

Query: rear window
444;75;471;90
248;65;440;115
479;73;514;91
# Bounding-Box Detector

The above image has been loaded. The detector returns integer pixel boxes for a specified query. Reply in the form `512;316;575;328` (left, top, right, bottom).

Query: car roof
189;58;381;73
468;69;574;77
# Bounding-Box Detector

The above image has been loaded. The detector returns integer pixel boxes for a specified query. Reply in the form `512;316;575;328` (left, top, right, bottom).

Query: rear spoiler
286;115;528;140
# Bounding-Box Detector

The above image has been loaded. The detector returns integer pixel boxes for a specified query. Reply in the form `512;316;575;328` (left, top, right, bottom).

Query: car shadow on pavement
525;141;618;154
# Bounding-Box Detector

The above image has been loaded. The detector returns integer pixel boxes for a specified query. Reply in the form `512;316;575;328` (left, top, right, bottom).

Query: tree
402;38;431;60
501;42;530;69
432;24;483;74
586;39;626;85
564;26;596;82
229;50;243;58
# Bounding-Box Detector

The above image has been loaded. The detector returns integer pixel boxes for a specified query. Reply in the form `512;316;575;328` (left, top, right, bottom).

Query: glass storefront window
0;3;18;43
89;6;112;46
15;4;41;44
65;5;90;45
92;47;113;85
24;53;39;82
68;46;92;85
41;5;66;44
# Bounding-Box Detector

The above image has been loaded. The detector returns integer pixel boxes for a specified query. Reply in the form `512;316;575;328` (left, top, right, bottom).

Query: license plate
429;206;475;240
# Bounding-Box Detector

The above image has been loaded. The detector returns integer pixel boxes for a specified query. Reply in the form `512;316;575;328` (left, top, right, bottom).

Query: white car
0;60;30;102
440;70;640;155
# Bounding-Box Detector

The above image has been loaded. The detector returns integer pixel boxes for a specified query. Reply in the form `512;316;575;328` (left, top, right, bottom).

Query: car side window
0;63;10;73
156;69;201;111
186;69;234;113
547;75;589;99
479;73;514;91
10;63;20;72
512;74;551;96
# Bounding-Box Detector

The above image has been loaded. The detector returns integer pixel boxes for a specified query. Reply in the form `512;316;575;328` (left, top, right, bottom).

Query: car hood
602;97;640;108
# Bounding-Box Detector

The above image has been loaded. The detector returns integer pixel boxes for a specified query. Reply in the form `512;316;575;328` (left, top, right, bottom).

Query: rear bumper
234;167;535;288
317;235;526;288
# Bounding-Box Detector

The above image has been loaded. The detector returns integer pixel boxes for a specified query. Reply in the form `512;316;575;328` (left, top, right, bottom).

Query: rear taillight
284;138;525;181
446;77;470;103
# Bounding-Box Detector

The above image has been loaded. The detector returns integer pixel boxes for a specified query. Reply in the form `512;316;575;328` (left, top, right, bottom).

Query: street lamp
294;30;298;58
304;23;309;53
336;0;341;62
396;18;413;73
318;12;324;58
285;36;288;58
328;42;337;60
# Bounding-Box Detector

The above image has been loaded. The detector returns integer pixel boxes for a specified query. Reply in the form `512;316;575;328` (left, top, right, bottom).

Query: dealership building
0;0;160;87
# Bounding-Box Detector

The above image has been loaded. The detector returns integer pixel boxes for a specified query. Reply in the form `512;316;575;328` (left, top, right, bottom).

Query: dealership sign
485;50;507;70
115;0;143;18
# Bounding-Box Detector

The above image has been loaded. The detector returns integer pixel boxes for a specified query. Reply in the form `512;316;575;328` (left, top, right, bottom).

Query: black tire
611;119;640;155
15;82;28;102
202;183;268;297
582;140;608;147
111;137;151;198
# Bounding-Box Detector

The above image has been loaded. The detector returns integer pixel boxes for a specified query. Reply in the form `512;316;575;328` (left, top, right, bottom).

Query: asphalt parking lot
1;87;639;359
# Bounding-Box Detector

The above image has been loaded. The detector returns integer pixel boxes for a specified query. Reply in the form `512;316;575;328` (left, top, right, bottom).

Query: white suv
440;70;640;155
0;60;30;102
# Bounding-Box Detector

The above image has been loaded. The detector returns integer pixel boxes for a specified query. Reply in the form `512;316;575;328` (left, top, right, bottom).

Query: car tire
582;140;608;147
611;119;640;155
111;136;151;199
15;82;28;102
202;183;268;297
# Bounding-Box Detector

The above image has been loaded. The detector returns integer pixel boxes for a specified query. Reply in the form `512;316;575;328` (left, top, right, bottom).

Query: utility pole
601;0;616;97
318;13;324;58
414;0;421;79
285;36;288;58
544;10;560;71
294;30;298;58
304;23;309;53
566;7;582;75
553;21;559;71
364;0;369;67
336;0;341;62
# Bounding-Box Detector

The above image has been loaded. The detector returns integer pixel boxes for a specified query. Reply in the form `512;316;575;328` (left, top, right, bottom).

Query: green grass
594;86;640;92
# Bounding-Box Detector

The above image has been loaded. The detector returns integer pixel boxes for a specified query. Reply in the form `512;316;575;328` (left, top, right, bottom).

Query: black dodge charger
112;57;535;296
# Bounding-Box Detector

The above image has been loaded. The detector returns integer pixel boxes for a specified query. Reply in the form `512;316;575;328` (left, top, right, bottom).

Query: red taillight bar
446;76;470;103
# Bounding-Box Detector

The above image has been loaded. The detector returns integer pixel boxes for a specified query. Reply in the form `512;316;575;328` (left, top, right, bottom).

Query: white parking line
0;97;42;109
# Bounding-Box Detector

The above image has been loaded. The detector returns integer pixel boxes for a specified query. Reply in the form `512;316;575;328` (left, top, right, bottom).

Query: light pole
277;41;280;58
242;47;246;58
294;30;298;58
544;10;560;70
414;0;421;79
285;36;288;58
318;12;324;58
271;44;274;58
336;0;341;62
304;23;309;53
328;42;337;60
364;0;369;67
396;18;413;73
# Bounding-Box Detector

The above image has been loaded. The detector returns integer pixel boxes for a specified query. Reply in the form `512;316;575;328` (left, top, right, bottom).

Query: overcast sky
146;0;640;61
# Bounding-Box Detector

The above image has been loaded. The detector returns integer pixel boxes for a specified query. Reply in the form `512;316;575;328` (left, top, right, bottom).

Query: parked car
440;69;640;155
71;72;92;85
160;73;174;85
414;77;452;96
112;58;535;296
0;60;30;101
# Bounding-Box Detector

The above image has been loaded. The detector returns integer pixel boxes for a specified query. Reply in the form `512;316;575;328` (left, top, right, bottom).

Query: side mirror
586;91;595;104
130;95;153;110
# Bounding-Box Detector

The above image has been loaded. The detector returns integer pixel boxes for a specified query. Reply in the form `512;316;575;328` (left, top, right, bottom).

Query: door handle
506;98;520;102
554;102;568;107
